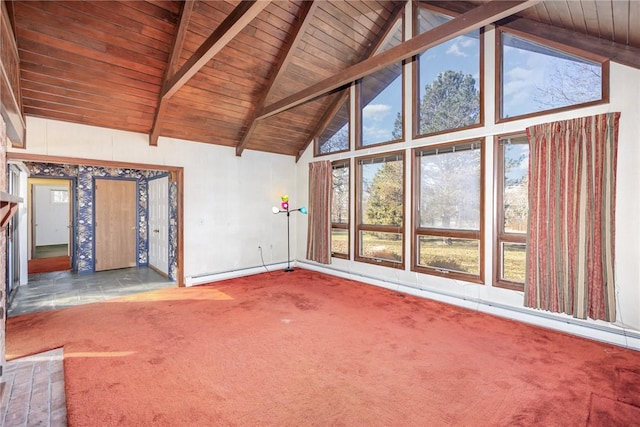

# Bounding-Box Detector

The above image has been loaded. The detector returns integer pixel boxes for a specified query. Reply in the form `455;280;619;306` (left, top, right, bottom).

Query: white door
148;176;169;275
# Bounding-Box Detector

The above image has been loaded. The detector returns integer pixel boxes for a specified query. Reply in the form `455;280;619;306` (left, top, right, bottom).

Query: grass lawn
331;233;526;283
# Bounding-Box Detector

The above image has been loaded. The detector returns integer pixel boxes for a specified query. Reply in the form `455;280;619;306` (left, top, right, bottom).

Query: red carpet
6;269;640;426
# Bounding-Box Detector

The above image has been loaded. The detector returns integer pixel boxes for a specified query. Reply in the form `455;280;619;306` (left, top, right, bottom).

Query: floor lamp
272;195;307;272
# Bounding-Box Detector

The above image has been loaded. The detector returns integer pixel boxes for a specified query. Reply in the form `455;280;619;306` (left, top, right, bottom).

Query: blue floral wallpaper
26;162;178;281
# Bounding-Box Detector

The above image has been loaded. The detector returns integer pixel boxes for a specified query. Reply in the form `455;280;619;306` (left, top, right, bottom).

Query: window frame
354;9;405;150
355;61;405;150
355;150;405;269
495;27;610;124
314;89;351;157
411;139;485;284
493;133;528;291
331;159;350;260
412;3;484;140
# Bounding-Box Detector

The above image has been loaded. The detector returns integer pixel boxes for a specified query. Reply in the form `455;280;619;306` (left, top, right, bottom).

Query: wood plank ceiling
5;0;640;158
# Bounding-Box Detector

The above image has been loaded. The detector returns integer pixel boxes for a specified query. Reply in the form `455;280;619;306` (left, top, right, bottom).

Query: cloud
363;103;391;121
503;66;537;96
460;38;475;48
362;125;392;145
446;43;467;57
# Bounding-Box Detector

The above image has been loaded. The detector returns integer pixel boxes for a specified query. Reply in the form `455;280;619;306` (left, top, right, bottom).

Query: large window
356;152;404;268
414;6;481;137
357;63;403;147
413;140;483;283
499;30;608;120
316;91;350;155
331;160;350;259
494;134;529;290
356;15;403;148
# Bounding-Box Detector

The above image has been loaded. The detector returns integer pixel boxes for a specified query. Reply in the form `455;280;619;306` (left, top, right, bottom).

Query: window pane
417;236;480;275
418;147;480;229
501;32;602;119
331;164;349;224
376;15;403;53
51;190;69;204
502;139;529;233
318;92;349;154
501;242;526;283
331;228;349;255
360;231;402;262
416;9;480;135
360;156;403;226
360;63;403;146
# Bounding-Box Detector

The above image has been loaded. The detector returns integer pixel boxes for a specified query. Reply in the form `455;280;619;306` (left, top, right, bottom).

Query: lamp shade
299;207;308;214
271;206;280;214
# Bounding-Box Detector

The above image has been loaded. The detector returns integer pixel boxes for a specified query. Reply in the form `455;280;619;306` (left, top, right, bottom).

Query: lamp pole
285;210;293;272
272;196;307;273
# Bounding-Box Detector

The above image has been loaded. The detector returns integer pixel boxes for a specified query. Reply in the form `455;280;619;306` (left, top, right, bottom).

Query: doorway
94;178;137;271
148;175;169;276
28;178;73;274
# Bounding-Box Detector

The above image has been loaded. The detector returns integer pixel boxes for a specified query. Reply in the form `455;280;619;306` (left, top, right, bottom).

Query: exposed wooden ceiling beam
295;2;407;162
149;0;195;146
163;0;270;100
235;0;318;157
256;0;541;121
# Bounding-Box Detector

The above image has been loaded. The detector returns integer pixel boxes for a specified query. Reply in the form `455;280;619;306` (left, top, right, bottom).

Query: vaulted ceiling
4;0;640;158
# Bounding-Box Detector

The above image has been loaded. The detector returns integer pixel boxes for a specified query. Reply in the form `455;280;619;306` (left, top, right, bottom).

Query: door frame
93;176;139;272
27;176;75;273
8;153;185;286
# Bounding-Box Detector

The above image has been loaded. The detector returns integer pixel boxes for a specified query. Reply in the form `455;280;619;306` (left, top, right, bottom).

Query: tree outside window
356;153;404;268
413;141;483;283
331;161;350;258
500;31;606;120
494;134;529;290
317;92;350;155
414;6;481;137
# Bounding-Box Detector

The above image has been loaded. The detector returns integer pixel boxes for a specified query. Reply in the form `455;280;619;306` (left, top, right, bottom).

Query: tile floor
8;267;175;317
3;267;175;426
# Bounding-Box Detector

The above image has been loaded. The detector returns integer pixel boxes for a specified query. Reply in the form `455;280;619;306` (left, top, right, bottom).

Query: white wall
33;184;69;246
295;25;640;337
9;116;299;281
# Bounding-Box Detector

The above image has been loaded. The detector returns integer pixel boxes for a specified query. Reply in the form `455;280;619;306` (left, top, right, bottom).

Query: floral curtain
525;113;620;321
306;161;332;264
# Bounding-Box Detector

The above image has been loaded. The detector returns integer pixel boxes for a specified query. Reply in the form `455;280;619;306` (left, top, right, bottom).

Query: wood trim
176;167;184;287
7;152;181;173
1;0;25;148
331;159;350;259
412;3;485;139
257;0;540;121
502;16;640;69
410;138;485;284
354;150;405;270
150;0;195;146
425;0;640;69
301;2;406;161
494;27;610;124
163;1;270;100
8;151;185;287
307;89;350;160
236;0;318;157
493;132;527;292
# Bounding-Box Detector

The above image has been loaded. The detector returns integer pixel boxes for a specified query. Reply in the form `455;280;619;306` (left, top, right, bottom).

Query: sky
360;29;601;141
361;32;480;146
